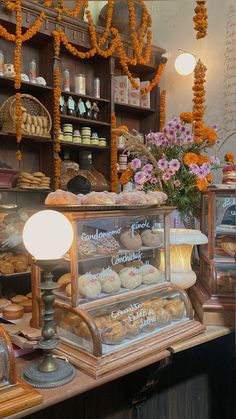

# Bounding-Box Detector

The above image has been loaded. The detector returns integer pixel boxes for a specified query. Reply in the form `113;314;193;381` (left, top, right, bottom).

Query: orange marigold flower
201;126;217;143
206;173;213;183
120;170;134;185
224;153;235;163
179;112;193;123
196;178;207;191
183;152;199;166
198;155;210;165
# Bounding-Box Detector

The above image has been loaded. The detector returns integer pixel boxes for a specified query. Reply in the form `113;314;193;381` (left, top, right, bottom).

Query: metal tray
43;204;162;211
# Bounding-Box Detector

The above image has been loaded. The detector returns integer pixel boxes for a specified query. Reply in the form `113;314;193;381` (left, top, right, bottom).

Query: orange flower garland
180;112;193;124
15;92;22;144
196;178;207;191
56;0;85;18
183;152;199;166
21;12;45;42
120;170;134;186
192;59;207;144
141;63;166;94
111;112;118;192
159;89;166;131
53;66;62;190
193;0;208;39
224;153;235;163
98;0;114;46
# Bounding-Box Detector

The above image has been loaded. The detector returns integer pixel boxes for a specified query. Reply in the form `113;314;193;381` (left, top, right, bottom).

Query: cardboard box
140;81;150;108
114;76;128;104
128;78;140;106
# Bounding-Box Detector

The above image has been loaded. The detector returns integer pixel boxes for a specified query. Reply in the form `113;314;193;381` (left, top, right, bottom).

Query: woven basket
0;94;52;138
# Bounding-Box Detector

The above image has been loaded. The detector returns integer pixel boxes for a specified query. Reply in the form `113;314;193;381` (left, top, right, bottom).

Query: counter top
6;324;233;419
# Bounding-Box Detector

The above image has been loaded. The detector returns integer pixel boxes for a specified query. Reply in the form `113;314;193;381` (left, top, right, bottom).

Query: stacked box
140;81;150;108
113;76;128;104
128;78;140;106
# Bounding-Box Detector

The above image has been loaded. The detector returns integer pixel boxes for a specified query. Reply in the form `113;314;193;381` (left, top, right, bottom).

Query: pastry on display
145;191;168;204
78;273;102;298
220;236;236;258
98;268;121;294
78;239;97;257
81;191;116;205
119;267;142;289
0;261;14;274
57;272;72;288
141;229;162;247
22;299;32;313
101;320;127;345
140;264;162;285
119;230;142;250
11;295;28;304
0;298;11;312
3;303;24;320
16;172;51;189
141;314;159;332
165;299;185;320
154;306;171;325
95;236;120;255
45;189;81;205
123;318;142;338
116;191;147;205
0;252;30;274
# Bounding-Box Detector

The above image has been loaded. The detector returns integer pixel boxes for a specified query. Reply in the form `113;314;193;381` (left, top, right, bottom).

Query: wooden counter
6;324;233;419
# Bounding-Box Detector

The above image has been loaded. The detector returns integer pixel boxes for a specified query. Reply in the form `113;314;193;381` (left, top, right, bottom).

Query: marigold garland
111;112;118;192
141;63;166;95
224;153;235;163
15;92;22;144
183;152;199;166
192;59;207;143
120;170;134;185
55;0;85;18
159;89;166;131
53;65;62;190
180;112;193;124
193;0;208;39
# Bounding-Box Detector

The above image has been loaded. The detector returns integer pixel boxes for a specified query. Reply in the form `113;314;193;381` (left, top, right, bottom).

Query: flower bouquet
119;112;234;220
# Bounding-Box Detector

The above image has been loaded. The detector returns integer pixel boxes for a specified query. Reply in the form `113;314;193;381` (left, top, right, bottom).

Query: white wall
92;1;236;159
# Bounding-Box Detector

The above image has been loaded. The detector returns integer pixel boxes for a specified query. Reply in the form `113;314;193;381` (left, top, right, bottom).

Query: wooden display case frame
30;207;205;378
190;186;235;326
0;326;42;418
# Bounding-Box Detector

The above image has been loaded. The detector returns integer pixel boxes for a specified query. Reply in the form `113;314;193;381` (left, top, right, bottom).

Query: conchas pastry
116;191;147;205
141;229;162;247
140;264;162;285
98;268;121;294
120;230;142;250
45;189;81;205
78;273;102;298
119;267;142;289
81;191;116;205
146;191;167;204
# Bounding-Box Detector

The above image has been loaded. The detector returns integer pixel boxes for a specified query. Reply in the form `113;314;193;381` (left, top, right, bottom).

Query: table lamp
21;210;75;388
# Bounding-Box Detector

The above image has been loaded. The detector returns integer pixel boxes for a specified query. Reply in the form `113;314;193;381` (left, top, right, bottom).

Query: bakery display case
190;186;236;325
53;283;203;378
31;206;205;378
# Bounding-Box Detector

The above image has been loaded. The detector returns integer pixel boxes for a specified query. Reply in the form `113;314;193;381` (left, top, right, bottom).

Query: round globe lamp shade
23;210;73;260
174;53;196;76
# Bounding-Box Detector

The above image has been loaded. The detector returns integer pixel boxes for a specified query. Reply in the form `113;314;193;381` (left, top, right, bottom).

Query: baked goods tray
0;268;31;277
43;204;163;211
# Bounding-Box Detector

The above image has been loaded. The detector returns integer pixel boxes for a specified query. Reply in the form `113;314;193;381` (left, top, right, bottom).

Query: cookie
32;172;45;177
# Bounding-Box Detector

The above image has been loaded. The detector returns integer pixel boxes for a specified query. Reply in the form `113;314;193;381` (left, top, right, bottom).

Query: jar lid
75;74;85;77
63;124;73;127
81;127;91;129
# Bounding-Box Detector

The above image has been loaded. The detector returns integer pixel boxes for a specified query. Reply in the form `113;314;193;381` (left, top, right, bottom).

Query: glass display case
190;187;235;325
31;206;205;378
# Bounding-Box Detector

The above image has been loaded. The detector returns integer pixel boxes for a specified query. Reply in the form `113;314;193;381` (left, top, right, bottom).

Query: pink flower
169;159;180;172
143;164;153;172
130;158;142;170
150;177;158;185
210;156;220;166
158;158;168;170
134;171;147;185
166;168;175;176
174;180;181;187
162;173;171;182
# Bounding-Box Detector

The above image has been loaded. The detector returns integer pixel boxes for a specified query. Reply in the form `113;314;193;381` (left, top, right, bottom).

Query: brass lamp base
22;357;75;388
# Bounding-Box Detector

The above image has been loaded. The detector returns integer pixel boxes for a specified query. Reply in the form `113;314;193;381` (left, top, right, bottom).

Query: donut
140;264;162;285
98;268;121;294
101;320;126;345
119;267;142;289
119;230;142;250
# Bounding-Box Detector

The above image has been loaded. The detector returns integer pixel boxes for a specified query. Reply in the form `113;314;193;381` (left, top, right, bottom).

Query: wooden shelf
60;115;111;127
0;76;53;94
115;102;156;115
0;132;52;143
0;188;52;193
60;141;109;150
61;90;110;104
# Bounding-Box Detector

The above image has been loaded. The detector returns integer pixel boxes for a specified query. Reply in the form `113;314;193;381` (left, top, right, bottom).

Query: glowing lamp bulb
23;210;73;260
174;52;196;76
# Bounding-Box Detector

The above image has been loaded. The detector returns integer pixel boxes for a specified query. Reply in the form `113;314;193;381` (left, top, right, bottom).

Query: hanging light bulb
174;51;196;76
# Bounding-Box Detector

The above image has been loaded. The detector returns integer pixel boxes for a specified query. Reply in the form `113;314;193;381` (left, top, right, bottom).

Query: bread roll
119;267;142;289
3;304;24;320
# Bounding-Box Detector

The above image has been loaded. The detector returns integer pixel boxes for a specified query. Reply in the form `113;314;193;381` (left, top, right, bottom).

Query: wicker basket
0;94;52;138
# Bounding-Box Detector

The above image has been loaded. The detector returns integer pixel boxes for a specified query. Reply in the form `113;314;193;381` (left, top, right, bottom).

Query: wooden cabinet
0;0;165;197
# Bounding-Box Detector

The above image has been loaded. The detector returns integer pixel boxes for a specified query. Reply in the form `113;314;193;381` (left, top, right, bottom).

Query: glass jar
63;69;70;92
0;50;5;76
75;74;86;95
